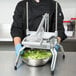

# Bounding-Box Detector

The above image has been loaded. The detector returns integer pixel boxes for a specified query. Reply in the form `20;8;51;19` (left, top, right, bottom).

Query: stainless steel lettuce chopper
14;1;65;74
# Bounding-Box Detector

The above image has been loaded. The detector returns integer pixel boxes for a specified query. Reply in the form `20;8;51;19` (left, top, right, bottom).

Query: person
11;0;67;56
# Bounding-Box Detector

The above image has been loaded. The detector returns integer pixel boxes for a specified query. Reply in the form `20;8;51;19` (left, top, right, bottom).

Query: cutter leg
14;46;26;70
14;66;17;70
50;48;57;72
58;44;65;59
63;54;65;59
49;37;58;72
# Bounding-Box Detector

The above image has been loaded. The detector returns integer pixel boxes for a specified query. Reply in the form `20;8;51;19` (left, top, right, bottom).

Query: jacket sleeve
11;1;25;40
55;2;67;41
57;3;67;41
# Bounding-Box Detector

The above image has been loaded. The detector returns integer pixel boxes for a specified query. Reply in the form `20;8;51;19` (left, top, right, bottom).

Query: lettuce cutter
14;1;65;74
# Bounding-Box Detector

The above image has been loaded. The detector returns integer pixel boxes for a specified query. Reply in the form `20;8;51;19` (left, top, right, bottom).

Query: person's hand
15;43;24;56
54;44;60;52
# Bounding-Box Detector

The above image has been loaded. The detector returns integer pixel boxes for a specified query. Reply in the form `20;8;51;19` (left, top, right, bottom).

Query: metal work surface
0;51;76;76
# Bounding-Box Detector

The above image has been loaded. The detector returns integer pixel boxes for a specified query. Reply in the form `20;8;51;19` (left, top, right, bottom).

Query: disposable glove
54;44;60;52
15;43;24;56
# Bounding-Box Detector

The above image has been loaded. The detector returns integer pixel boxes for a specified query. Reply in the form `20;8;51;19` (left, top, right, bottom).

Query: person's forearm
13;37;21;46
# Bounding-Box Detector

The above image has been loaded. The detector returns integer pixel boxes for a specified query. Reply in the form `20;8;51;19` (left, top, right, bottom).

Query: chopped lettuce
22;49;52;59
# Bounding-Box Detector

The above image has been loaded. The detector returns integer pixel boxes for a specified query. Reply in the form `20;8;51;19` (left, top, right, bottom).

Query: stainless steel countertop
0;51;76;76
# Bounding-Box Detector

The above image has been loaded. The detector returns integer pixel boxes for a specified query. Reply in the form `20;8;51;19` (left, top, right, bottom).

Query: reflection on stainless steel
29;67;39;76
28;63;50;76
